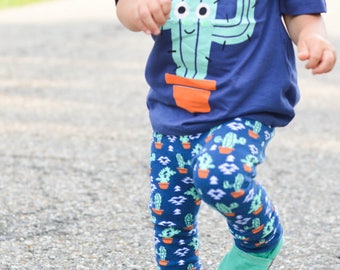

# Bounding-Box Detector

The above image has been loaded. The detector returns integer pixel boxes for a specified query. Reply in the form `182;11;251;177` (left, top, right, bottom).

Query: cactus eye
174;2;190;19
196;3;210;19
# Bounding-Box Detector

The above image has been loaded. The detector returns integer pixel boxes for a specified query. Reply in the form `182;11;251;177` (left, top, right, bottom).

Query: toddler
115;0;336;269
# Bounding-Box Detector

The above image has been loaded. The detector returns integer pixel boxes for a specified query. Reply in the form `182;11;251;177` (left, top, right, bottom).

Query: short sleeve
280;0;327;15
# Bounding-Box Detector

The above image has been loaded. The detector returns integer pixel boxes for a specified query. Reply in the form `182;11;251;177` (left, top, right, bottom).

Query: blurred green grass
0;0;49;9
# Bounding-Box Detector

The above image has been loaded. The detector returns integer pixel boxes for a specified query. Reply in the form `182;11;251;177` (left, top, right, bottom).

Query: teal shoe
218;238;283;270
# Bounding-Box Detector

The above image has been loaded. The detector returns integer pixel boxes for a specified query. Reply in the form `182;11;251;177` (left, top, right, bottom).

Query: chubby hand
297;34;337;74
135;0;172;35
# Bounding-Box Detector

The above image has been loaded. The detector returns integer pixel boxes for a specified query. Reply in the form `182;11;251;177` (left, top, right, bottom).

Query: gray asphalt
0;0;339;269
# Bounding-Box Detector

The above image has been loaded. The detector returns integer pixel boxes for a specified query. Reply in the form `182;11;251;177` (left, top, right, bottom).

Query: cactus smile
184;29;196;35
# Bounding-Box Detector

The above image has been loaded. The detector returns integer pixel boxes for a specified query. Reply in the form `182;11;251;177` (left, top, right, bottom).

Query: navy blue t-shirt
144;0;326;135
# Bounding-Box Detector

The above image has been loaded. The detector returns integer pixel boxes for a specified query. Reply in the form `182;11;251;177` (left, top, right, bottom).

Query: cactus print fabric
149;118;283;269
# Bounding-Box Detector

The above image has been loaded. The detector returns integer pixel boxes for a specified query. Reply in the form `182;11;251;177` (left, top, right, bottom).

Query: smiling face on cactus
163;0;217;79
162;0;256;79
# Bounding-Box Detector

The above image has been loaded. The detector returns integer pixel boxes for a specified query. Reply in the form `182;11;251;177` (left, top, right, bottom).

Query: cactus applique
245;120;262;139
223;173;245;198
197;152;215;179
159;227;181;244
214;132;247;154
241;154;259;173
163;0;256;113
156;167;176;190
215;202;239;217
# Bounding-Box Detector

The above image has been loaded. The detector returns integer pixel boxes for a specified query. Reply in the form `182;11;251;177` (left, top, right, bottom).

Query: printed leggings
149;118;283;270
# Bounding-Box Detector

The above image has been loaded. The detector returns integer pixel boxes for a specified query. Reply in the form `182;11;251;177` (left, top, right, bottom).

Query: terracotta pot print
248;129;260;139
162;238;174;245
252;205;263;215
255;241;266;248
155;142;163;149
230;189;245;199
224;212;236;217
243;164;252;173
165;73;217;114
182;142;191;149
159;260;169;266
177;167;188;174
252;224;264;234
205;134;213;143
198;169;209;179
218;146;234;154
195;199;201;206
184;224;194;231
152;208;164;216
158;182;169;190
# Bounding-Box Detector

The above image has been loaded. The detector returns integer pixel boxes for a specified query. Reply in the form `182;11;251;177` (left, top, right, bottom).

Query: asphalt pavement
0;0;339;269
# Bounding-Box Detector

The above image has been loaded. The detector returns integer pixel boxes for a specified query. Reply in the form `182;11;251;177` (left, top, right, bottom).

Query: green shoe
218;238;283;270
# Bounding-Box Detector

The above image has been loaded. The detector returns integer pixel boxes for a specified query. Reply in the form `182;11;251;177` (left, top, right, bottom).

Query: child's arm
284;14;336;74
116;0;171;35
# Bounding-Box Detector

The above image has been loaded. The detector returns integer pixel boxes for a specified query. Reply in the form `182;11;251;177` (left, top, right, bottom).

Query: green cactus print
149;119;282;269
216;202;239;217
163;0;256;79
245;120;262;139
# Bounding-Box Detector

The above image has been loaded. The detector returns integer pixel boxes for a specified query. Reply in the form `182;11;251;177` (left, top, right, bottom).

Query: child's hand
297;34;337;74
135;0;171;35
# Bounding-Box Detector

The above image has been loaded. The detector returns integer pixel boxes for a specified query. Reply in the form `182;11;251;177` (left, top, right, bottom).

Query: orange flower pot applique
165;73;216;113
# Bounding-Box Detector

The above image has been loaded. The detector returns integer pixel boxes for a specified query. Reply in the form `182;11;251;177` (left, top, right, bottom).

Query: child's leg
149;133;202;270
193;118;283;267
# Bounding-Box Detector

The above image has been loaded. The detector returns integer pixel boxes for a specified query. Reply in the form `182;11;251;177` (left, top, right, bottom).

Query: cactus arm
212;0;256;45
